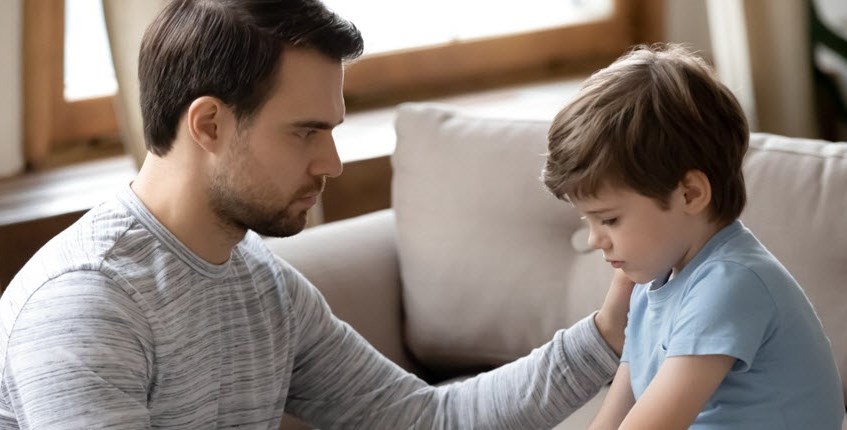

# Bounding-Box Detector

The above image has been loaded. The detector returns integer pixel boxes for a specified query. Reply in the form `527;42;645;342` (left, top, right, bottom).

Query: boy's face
571;185;694;284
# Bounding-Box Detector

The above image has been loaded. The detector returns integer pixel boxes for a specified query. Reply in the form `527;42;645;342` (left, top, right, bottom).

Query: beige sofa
267;103;847;429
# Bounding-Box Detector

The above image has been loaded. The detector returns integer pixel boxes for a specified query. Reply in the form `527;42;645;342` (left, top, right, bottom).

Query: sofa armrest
264;209;420;373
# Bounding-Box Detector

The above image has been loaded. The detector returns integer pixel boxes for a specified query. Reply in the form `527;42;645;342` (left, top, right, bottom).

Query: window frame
22;0;663;168
343;0;664;106
23;0;118;169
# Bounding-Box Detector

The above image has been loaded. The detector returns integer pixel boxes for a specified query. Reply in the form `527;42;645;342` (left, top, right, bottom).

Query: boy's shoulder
682;221;801;310
696;221;792;283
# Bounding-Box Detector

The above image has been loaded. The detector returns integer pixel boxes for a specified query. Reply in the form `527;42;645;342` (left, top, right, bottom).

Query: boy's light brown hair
543;44;749;225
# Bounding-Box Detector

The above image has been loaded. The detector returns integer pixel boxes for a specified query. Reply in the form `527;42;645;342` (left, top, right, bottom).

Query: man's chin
247;212;308;238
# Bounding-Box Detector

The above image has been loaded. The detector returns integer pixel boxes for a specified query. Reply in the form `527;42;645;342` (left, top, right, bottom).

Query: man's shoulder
236;231;302;292
237;231;289;275
237;232;324;306
7;199;136;289
1;200;141;332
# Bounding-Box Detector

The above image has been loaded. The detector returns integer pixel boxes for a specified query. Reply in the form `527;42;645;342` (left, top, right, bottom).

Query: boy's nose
587;227;610;251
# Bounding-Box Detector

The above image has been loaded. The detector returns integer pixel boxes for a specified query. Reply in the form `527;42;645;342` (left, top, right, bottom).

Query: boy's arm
619;354;735;430
588;363;635;430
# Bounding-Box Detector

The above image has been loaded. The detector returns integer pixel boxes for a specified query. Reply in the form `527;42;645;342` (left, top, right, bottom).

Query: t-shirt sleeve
1;271;153;429
666;261;777;372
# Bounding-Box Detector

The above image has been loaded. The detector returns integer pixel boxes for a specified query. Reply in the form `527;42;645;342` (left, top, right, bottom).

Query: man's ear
679;170;712;215
186;96;233;154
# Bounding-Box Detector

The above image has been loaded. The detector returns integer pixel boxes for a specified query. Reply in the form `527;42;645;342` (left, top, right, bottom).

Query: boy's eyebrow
291;119;343;130
584;207;617;215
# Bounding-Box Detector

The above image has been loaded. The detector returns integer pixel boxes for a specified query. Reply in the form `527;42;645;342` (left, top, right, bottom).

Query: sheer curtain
707;0;817;138
102;0;166;170
0;0;24;178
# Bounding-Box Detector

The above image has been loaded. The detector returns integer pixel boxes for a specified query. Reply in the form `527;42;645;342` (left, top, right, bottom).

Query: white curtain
102;0;167;170
707;0;817;139
0;0;24;178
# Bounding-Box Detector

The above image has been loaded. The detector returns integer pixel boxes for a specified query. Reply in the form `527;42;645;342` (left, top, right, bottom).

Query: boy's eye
601;217;618;226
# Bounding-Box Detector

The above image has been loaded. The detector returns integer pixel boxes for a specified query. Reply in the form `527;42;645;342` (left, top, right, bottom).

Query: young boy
543;44;844;429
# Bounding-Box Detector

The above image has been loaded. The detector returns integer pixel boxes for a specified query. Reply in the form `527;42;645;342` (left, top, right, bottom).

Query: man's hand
594;270;635;356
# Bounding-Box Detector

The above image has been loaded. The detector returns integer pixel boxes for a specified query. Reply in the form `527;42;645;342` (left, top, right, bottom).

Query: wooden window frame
23;0;118;170
343;0;664;107
22;0;662;167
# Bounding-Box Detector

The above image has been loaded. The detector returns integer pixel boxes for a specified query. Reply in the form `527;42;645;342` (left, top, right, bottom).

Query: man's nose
310;134;343;179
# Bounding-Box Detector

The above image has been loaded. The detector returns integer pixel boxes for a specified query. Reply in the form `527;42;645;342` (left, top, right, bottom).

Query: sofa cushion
392;103;613;371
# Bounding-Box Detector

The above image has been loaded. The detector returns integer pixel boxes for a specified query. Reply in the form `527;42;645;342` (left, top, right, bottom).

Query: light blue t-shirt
621;220;844;429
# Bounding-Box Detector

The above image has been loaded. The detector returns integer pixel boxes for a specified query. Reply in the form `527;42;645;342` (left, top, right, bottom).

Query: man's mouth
297;193;319;205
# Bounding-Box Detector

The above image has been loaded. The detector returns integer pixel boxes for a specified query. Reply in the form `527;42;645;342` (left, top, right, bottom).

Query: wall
0;0;24;177
665;0;819;139
743;0;816;138
665;0;713;61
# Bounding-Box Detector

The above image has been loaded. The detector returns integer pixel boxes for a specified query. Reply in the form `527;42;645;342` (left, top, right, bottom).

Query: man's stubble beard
208;136;323;238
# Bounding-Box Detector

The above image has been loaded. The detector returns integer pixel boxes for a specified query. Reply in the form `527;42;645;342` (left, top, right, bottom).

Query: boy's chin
622;270;654;285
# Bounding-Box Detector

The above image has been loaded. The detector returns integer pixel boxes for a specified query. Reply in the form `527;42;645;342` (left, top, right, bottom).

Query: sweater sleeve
282;266;618;429
0;272;153;430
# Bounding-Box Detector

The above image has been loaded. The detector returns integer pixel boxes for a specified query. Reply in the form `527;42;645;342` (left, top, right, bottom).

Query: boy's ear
186;96;234;154
679;170;712;215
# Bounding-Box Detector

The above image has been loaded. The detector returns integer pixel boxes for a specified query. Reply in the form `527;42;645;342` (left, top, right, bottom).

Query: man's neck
131;154;244;265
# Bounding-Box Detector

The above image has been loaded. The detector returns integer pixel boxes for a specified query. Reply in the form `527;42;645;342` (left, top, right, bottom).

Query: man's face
209;47;345;237
571;185;691;284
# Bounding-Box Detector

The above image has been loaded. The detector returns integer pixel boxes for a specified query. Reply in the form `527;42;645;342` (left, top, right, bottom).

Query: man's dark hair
138;0;364;155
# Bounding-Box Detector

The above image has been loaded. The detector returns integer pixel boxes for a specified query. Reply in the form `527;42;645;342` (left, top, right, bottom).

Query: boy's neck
672;218;729;276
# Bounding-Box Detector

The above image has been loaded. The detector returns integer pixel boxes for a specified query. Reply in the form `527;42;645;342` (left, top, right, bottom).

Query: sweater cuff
559;311;619;386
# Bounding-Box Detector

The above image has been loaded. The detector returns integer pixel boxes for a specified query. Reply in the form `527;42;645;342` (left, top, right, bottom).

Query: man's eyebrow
291;119;343;130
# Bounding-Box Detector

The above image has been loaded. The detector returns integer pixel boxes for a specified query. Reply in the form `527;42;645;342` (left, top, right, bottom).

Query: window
325;0;615;56
23;0;121;170
23;0;663;168
64;0;116;101
336;0;663;107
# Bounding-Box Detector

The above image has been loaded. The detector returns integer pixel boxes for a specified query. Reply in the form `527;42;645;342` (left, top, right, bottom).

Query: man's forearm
424;314;620;429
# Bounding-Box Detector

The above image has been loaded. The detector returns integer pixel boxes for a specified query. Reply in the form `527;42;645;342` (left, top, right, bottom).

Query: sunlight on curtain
0;0;24;178
65;0;117;101
323;0;613;55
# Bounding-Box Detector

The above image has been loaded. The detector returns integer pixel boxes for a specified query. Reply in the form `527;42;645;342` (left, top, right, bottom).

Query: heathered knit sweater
0;186;618;429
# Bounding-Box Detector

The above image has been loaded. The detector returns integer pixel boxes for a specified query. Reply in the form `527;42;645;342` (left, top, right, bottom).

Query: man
0;0;633;428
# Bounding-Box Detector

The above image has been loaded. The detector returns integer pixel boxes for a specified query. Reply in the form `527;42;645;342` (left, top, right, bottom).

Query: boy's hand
594;270;635;356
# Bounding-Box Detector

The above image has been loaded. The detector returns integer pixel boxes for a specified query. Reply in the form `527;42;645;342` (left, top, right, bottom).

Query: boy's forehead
569;186;634;212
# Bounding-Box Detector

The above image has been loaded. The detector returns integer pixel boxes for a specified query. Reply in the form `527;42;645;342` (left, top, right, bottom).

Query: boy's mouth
605;259;624;269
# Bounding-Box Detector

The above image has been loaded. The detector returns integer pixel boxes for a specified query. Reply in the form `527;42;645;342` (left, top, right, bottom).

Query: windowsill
336;77;585;162
0;155;136;226
0;76;585;228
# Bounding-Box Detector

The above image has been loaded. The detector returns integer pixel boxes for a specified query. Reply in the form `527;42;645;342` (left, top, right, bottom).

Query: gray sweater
0;186;618;429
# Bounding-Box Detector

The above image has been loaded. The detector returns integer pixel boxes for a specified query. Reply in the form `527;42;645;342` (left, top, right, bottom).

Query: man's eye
297;129;317;139
601;217;618;226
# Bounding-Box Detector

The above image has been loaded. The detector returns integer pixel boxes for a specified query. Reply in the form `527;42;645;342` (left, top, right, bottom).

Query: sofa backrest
392;103;612;375
391;103;847;403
